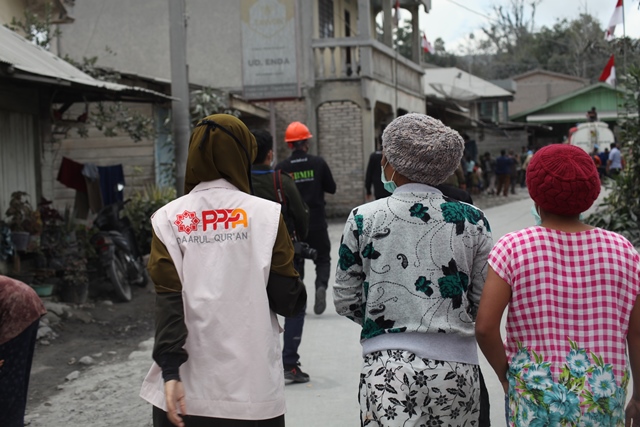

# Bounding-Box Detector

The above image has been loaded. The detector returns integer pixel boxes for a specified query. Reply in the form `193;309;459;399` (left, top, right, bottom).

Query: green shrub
586;66;640;245
125;185;176;254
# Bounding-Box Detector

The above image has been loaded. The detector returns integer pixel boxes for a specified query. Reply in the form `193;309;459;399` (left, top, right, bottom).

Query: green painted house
510;83;624;146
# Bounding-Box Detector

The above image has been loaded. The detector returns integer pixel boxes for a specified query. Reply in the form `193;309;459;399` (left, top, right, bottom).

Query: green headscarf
184;114;257;194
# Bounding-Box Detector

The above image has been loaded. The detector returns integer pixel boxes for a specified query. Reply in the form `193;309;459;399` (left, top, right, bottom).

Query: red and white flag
393;0;400;28
605;0;624;41
421;34;433;54
599;55;616;86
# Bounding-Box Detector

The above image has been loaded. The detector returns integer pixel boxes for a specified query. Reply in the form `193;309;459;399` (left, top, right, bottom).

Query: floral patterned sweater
333;184;493;365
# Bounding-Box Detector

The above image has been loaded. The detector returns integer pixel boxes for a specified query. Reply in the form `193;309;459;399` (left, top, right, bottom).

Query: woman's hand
164;380;186;427
501;379;509;395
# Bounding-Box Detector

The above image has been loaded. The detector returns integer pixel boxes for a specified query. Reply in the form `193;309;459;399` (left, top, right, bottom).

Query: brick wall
317;101;363;219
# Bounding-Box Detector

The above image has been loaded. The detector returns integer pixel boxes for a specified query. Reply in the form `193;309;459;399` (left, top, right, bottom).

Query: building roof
511;68;589;84
423;67;514;102
0;25;169;103
510;83;624;123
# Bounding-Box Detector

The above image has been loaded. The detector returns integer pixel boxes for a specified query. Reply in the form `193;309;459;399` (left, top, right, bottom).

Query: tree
475;0;542;79
481;0;541;55
6;3;59;49
587;67;640;244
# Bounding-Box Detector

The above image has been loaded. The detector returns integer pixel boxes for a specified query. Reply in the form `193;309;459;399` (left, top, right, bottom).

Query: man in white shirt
606;142;625;176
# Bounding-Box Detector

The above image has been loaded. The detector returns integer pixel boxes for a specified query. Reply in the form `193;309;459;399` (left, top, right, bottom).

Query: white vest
140;179;285;420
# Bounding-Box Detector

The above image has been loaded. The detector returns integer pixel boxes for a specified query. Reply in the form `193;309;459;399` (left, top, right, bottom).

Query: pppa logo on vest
174;209;249;244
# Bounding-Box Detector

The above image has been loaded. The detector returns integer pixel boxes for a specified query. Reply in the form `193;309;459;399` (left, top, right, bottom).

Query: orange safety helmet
284;121;312;145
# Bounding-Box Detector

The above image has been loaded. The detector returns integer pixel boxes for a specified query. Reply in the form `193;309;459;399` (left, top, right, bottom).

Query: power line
443;0;499;24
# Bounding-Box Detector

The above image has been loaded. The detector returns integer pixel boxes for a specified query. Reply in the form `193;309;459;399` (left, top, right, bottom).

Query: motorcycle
90;200;148;302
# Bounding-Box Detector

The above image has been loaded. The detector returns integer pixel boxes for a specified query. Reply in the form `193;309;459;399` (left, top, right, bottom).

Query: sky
417;0;640;54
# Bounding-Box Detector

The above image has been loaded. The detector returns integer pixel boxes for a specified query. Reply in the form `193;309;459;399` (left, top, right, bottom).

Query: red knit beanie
526;144;601;216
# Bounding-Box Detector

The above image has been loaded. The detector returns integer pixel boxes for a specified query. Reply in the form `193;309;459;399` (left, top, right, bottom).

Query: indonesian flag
605;0;623;41
599;55;616;86
422;34;433;54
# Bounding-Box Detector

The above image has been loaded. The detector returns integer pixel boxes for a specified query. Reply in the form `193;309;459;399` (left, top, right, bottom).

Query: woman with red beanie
475;144;640;426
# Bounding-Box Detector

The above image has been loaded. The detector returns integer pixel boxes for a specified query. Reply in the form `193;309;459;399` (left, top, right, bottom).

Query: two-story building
56;0;431;216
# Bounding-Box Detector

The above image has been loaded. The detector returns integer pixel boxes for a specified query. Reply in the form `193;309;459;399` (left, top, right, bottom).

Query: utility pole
168;0;191;196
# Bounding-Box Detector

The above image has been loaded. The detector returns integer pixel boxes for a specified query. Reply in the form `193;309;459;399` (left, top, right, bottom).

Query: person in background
586;106;598;122
365;143;391;201
598;147;610;178
334;113;493;427
508;150;520;195
481;152;496;195
251;129;311;384
476;144;640;427
0;275;46;427
140;114;306;427
520;149;535;188
465;153;476;192
494;149;512;197
276;121;336;316
462;133;478;164
591;146;602;172
606;141;625;177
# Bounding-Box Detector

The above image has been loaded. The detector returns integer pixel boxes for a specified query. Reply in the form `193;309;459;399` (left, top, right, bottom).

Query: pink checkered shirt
489;226;640;378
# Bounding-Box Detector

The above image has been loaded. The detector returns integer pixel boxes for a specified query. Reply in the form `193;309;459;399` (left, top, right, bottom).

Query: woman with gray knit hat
334;113;493;427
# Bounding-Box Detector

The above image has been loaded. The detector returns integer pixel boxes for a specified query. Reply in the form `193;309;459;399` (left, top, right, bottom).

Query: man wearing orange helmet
276;121;336;316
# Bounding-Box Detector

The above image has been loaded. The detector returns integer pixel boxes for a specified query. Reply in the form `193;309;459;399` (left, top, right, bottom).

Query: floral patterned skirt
359;350;480;427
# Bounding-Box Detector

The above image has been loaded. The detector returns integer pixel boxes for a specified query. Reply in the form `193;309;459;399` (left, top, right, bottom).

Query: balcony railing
311;37;424;96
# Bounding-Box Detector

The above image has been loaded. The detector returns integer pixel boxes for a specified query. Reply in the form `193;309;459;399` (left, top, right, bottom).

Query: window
479;101;497;123
318;0;334;38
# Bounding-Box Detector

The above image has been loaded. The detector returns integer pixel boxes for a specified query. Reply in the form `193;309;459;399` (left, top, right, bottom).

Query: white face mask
381;161;397;193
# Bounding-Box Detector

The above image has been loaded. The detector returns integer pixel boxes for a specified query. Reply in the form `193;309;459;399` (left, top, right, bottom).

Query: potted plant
60;257;89;304
5;191;42;251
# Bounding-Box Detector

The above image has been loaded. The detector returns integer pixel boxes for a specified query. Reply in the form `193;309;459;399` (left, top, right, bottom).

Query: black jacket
276;150;336;230
251;164;309;240
365;151;391;199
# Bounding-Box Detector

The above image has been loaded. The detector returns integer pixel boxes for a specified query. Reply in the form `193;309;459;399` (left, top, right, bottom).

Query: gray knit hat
382;113;464;186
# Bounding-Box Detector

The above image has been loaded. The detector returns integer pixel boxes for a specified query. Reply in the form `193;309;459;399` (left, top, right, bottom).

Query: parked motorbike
90;200;148;302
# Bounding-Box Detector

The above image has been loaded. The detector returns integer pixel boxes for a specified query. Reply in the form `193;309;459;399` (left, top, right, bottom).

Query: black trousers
0;319;39;427
153;406;285;427
479;369;491;426
299;227;331;291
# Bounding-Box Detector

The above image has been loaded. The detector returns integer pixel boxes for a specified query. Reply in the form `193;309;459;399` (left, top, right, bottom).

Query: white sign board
241;0;299;100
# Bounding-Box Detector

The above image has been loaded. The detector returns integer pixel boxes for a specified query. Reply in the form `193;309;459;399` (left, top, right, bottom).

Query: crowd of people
4;112;639;427
400;144;538;200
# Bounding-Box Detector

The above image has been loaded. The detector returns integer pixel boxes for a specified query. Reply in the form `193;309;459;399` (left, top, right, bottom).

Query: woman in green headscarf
140;114;306;427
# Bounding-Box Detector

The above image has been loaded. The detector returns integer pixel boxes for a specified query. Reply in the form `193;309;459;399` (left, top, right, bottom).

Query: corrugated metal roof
423;67;514;102
0;25;170;102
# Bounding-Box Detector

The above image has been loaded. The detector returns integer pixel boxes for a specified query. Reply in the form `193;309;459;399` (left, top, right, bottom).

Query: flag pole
622;0;627;75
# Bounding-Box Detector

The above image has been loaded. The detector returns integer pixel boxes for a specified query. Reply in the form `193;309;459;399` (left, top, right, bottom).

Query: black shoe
284;364;310;383
314;287;327;315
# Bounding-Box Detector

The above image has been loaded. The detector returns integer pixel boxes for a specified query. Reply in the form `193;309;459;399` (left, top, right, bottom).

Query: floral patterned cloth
360;350;479;427
334;185;493;427
334;186;492;345
507;340;628;426
489;227;640;427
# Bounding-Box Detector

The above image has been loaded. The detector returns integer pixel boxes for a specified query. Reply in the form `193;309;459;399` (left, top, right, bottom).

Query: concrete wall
41;103;156;215
0;0;24;25
510;74;588;116
57;0;243;91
